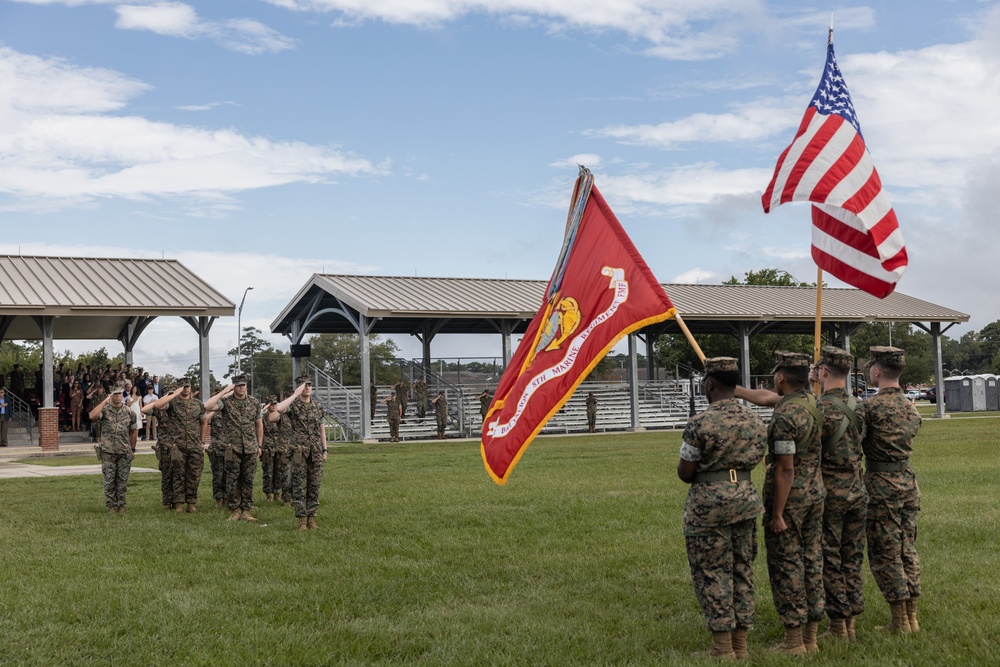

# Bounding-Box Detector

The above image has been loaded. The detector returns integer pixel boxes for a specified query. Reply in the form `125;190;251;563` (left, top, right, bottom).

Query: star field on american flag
808;48;862;138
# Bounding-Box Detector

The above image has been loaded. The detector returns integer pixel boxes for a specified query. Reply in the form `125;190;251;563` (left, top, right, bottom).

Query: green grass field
2;418;999;666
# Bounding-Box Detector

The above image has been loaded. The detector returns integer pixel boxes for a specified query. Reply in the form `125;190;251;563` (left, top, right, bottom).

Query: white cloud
600;165;770;208
114;2;199;36
672;267;722;284
268;0;762;58
0;47;383;208
114;2;296;54
175;100;240;112
548;153;601;169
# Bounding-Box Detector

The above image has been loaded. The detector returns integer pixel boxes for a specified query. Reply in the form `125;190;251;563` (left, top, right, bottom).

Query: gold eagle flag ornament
480;168;678;485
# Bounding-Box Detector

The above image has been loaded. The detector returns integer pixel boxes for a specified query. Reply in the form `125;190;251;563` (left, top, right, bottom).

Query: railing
302;361;363;441
7;390;34;446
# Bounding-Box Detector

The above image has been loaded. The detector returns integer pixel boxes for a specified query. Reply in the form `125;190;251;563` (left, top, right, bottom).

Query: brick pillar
38;407;60;451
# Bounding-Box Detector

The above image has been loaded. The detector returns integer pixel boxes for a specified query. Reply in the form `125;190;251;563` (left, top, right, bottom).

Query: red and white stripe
762;106;907;298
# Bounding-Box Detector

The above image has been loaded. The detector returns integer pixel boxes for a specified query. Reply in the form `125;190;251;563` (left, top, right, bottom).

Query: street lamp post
237;286;254;375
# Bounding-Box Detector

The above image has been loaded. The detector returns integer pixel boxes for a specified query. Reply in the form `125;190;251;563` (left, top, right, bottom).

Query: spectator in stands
432;391;448;439
476;389;492;421
8;364;25;398
142;383;158;441
70;381;84;431
0;388;11;447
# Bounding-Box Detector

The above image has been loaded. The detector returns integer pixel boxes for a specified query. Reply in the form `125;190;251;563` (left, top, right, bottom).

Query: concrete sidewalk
0;461;159;479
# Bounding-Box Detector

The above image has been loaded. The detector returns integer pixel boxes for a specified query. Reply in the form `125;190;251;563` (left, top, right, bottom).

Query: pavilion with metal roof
0;256;234;449
272;274;968;438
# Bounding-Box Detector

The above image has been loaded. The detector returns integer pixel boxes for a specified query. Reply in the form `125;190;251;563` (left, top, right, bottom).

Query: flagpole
813;265;823;394
674;313;706;364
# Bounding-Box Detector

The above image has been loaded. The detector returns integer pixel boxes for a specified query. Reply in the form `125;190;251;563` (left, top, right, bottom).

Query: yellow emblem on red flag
481;169;676;485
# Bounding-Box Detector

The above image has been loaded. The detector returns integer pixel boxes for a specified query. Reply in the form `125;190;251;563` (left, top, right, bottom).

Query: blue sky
1;0;997;376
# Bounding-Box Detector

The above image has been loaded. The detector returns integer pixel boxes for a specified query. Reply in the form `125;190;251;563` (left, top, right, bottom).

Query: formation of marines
104;374;327;531
681;346;922;659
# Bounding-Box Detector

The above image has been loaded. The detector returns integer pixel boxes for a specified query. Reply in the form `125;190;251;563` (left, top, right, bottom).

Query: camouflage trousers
208;449;226;501
685;519;758;632
823;497;867;619
225;450;258;512
171;445;204;505
436;414;447;437
764;499;825;627
387;417;400;440
260;449;289;499
102;452;131;509
290;452;324;518
416;402;426;419
867;499;921;604
586;409;596;432
157;450;174;506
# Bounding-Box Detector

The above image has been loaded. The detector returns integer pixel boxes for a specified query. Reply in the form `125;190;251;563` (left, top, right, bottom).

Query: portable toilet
971;375;987;411
984;375;1000;411
944;376;971;412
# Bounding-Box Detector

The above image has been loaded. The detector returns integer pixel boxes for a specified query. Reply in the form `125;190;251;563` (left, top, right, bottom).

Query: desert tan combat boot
215;498;223;509
731;628;749;660
108;507;116;514
298;517;308;531
174;502;184;513
876;602;912;633
803;620;820;653
906;599;920;632
239;510;258;522
846;617;857;641
186;503;196;513
228;509;241;521
770;625;807;655
265;493;273;501
818;618;848;641
307;516;318;530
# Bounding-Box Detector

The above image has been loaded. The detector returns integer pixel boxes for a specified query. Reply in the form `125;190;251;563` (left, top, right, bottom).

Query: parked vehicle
927;385;941;404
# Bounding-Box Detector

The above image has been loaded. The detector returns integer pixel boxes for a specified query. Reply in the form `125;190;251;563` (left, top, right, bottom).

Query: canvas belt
866;459;910;473
693;469;752;484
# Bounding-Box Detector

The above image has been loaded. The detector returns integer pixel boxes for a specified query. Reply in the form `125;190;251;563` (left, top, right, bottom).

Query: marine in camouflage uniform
862;346;923;633
143;389;175;509
273;375;327;530
678;357;766;660
206;411;227;507
261;395;292;503
761;351;825;654
585;392;598;433
432;391;448;439
89;388;137;513
205;376;263;521
476;390;491;420
384;393;401;443
413;377;428;420
394;378;408;421
816;346;868;641
152;378;206;513
369;382;377;425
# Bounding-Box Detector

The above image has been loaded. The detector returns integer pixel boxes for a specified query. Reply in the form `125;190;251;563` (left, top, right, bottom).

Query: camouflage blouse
286;398;325;450
862;386;921;504
680;398;766;528
764;389;825;508
819;387;867;507
162;397;205;449
216;395;263;454
262;411;291;453
99;404;137;455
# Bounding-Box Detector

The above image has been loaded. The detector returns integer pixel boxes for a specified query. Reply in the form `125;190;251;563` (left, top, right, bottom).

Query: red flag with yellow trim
481;169;676;485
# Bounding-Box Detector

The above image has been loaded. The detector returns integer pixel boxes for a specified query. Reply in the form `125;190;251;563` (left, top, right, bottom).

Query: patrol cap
867;346;905;369
771;350;811;374
232;375;249;386
818;345;853;372
180;377;192;388
704;357;739;375
296;374;311;385
265;395;277;403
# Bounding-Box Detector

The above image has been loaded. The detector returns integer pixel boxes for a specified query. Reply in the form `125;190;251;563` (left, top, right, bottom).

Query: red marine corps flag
481;168;677;485
762;34;907;298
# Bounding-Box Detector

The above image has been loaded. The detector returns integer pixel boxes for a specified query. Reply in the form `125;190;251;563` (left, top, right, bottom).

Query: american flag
762;42;907;298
